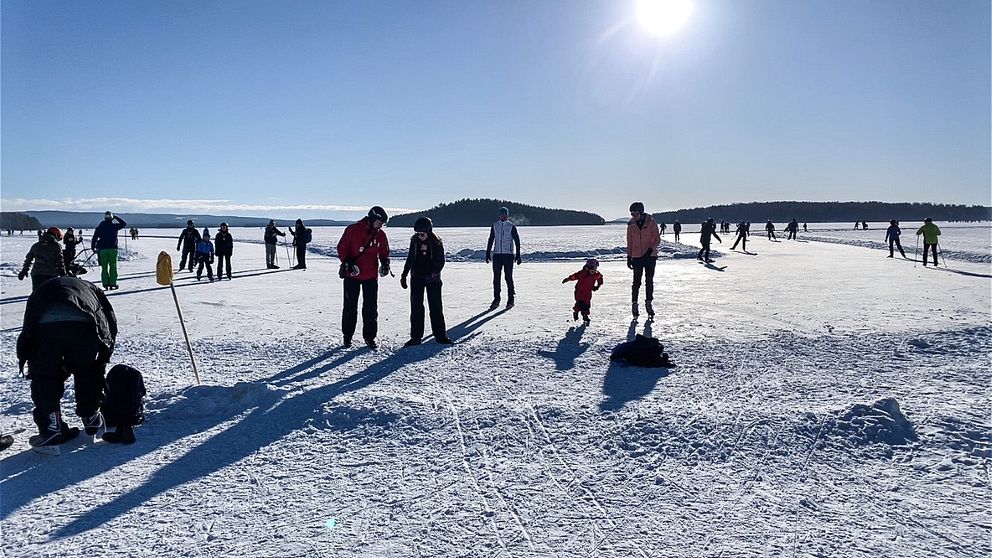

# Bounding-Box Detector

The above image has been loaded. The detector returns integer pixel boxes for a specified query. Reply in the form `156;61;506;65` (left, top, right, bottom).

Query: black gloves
561;277;569;284
515;255;521;265
627;257;634;270
485;253;491;264
400;274;408;289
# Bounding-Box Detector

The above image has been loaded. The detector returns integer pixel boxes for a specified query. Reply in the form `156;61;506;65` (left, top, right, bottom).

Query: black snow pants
923;243;938;266
731;234;746;251
697;242;713;261
410;277;446;341
296;244;307;269
888;239;905;258
631;256;656;302
27;322;106;431
179;248;196;271
216;254;232;278
491;254;515;301
343;277;378;343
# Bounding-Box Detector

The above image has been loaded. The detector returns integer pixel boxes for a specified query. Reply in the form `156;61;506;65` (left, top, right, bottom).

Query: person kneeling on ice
562;258;604;325
400;217;453;347
195;228;215;281
16;276;124;447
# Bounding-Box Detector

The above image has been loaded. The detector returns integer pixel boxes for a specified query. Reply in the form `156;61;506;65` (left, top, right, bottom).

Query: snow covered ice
0;223;989;557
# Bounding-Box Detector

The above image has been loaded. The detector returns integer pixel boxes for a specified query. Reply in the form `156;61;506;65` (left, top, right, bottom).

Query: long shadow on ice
6;310;501;539
537;324;589;370
599;362;670;412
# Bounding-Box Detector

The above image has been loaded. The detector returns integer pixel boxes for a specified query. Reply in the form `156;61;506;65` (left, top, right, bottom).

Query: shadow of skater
0;307;506;539
626;318;652;341
599;362;670;412
537;324;589;370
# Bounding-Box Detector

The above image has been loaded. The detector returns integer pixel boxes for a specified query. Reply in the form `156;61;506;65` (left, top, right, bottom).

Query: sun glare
636;0;694;37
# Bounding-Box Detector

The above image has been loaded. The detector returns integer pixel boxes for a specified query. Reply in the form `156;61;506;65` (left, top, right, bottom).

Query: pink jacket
627;215;661;258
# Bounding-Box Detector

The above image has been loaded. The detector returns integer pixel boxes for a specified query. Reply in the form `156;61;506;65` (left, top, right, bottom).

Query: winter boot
572;311;579;321
645;300;655;318
82;411;106;437
506;296;515;309
404;338;422;348
631;302;639;317
102;423;135;445
435;337;454;345
29;412;80;447
365;338;379;350
489;298;500;310
582;315;591;325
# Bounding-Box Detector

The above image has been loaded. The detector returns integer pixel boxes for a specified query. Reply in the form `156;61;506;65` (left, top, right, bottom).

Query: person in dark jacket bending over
92;211;127;289
401;217;453;347
485;207;521;310
288;218;310;270
336;206;390;349
263;220;286;269
214;222;234;279
20;227;66;291
176;220;201;273
16;276;131;446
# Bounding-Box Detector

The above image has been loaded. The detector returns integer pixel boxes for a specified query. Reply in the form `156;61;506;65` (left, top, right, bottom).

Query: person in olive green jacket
19;227;66;291
916;218;942;267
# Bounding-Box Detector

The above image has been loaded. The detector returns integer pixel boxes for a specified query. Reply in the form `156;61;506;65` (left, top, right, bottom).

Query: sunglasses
417;232;428;237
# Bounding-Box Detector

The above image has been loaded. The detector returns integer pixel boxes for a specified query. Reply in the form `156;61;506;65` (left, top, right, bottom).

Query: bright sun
636;0;694;37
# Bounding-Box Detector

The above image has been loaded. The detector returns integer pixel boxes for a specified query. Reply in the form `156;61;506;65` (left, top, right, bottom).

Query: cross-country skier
885;220;906;258
916;218;941;267
263;220;286;269
289;219;310;270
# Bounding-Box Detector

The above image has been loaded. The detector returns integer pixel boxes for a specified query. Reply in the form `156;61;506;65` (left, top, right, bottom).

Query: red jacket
336;219;390;281
565;268;603;302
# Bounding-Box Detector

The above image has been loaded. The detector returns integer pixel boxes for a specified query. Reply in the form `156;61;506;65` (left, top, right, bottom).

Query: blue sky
2;0;989;220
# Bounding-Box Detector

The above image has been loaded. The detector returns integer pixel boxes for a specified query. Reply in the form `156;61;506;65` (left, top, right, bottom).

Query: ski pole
914;235;920;268
938;241;948;268
156;251;201;385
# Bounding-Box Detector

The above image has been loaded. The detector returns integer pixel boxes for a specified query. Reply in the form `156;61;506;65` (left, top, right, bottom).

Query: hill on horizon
389;199;604;227
19;211;351;230
616;201;991;224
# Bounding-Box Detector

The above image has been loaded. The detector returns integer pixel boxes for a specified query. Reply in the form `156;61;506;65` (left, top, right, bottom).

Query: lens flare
636;0;694;37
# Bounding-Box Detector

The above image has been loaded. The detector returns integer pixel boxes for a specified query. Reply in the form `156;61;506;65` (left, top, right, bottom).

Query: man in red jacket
336;206;390;349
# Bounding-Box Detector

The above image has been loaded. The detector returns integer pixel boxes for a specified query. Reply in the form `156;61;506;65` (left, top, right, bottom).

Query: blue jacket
92;216;127;251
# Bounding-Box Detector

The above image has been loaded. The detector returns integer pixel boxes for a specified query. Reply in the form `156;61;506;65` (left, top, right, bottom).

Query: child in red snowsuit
562;258;603;324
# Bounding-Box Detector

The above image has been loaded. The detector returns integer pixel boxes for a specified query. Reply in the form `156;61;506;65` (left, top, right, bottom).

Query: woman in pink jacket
626;202;660;318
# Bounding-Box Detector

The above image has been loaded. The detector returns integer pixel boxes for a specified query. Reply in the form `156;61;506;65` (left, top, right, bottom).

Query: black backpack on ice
101;364;147;427
610;334;673;368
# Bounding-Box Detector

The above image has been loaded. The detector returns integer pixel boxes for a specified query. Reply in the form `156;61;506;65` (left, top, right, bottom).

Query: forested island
641;202;991;224
389;199;605;227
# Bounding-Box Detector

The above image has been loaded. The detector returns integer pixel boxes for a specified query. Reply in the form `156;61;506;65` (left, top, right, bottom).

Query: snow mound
153;381;289;418
826;398;918;448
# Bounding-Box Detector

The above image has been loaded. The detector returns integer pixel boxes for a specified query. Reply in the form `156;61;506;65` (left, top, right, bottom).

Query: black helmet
186;219;194;226
924;217;932;223
414;217;433;233
220;221;229;227
368;206;388;223
890;219;897;225
629;202;644;213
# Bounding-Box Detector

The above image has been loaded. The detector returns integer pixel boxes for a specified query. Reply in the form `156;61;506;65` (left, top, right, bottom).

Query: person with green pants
916;217;942;267
91;211;127;290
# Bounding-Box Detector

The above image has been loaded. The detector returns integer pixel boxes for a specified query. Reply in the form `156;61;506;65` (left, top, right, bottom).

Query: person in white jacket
485;207;521;310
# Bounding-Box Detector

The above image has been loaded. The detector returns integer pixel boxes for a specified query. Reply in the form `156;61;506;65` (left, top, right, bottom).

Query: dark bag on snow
610;334;672;368
101;364;147;427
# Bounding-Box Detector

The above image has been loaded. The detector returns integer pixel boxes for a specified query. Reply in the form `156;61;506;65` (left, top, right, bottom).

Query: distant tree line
647;202;991;224
0;212;43;231
390;198;605;227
